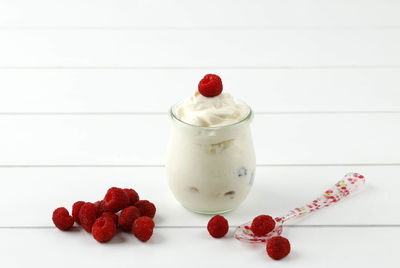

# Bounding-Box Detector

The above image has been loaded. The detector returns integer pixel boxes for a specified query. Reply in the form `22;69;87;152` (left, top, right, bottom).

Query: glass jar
166;101;256;214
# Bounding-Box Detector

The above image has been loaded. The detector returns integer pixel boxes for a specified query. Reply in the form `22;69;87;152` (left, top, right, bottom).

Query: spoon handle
275;172;365;225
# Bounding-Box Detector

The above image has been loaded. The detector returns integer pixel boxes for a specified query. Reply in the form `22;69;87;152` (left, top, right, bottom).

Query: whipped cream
176;91;249;127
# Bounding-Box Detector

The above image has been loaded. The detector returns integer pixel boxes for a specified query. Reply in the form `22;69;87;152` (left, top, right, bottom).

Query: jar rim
169;99;253;130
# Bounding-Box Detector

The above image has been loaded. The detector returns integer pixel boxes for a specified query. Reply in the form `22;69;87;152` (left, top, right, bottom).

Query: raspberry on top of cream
176;91;249;127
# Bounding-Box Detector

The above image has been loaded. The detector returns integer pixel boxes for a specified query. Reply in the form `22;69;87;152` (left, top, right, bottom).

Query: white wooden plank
0;166;398;227
0;69;399;113
1;0;399;28
0;114;398;165
0;227;398;267
0;29;399;67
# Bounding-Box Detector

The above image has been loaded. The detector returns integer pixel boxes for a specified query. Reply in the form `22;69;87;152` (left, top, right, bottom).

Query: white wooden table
1;1;399;267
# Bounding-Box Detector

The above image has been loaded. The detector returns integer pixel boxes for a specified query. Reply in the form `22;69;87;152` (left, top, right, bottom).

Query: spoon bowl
235;220;283;243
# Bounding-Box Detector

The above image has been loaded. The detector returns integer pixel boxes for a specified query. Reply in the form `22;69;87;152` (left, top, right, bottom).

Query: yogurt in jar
166;77;256;214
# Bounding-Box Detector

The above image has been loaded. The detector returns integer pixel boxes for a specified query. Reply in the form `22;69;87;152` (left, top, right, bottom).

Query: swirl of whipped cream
176;91;249;127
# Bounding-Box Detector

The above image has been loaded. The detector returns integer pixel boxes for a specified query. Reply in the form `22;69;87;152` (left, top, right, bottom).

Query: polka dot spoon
234;172;366;243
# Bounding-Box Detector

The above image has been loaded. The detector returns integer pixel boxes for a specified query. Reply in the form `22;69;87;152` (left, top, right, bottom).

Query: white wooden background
1;0;400;267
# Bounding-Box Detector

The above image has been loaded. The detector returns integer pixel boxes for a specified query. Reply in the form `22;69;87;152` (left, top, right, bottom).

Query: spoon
234;172;366;243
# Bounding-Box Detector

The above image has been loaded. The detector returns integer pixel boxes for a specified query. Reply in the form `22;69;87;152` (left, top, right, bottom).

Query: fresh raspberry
118;206;141;232
123;188;139;206
101;212;118;225
135;200;156;218
92;216;117;243
198;74;223;97
132;216;155;242
266;236;291;260
251;215;276;236
78;202;98;233
207;215;229;238
52;207;74;231
72;201;85;224
102;187;129;213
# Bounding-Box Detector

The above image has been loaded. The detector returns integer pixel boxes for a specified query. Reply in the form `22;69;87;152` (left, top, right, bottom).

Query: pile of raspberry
52;187;156;243
207;214;291;261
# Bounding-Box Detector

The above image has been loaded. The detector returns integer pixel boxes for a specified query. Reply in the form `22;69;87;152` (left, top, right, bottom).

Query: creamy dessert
166;74;256;214
176;91;249;127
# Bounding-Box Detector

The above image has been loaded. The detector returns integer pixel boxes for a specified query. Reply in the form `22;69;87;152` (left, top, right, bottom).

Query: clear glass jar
166;101;256;214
